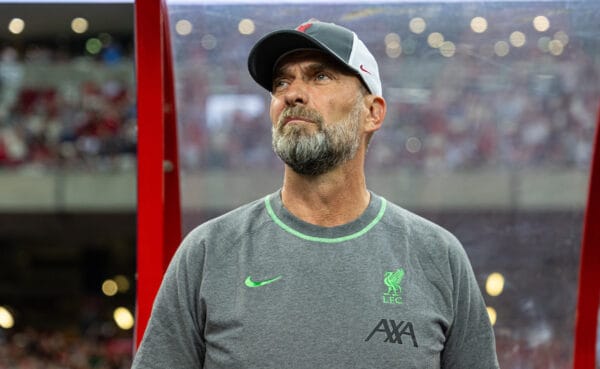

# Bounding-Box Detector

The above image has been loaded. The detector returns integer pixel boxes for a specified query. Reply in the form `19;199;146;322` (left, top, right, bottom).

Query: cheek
324;97;348;123
269;99;283;126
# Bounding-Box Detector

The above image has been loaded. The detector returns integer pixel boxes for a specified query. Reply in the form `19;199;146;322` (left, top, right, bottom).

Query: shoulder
378;196;471;275
381;198;462;250
187;196;267;239
163;196;271;277
175;195;271;256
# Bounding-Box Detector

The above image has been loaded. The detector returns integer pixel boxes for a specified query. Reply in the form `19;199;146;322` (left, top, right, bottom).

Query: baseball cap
247;20;382;97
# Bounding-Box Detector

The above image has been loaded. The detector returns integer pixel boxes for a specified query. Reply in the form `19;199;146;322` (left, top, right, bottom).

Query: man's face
269;50;367;175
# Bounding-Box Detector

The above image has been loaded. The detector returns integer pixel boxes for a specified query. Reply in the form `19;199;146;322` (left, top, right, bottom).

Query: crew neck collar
264;190;386;243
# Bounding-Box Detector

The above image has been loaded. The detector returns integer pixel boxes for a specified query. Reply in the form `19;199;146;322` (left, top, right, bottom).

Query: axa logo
365;319;419;347
383;268;405;304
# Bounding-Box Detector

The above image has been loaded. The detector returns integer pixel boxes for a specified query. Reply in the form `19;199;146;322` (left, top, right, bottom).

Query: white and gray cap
247;20;382;97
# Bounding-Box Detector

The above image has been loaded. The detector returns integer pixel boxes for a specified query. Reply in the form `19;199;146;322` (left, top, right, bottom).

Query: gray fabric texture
132;191;499;369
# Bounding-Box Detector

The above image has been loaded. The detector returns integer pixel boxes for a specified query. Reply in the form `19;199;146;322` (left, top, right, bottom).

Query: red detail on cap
359;64;372;75
296;23;313;33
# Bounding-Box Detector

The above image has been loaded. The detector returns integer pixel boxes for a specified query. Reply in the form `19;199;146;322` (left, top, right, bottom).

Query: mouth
282;116;315;126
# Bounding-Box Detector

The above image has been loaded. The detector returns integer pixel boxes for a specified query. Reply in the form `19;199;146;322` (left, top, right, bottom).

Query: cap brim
248;30;339;92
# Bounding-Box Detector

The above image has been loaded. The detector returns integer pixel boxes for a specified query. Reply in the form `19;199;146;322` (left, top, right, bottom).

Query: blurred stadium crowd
1;40;598;173
0;45;136;172
0;328;131;369
175;47;599;173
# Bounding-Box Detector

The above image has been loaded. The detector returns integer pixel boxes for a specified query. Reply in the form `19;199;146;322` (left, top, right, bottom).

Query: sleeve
131;231;206;369
441;239;500;369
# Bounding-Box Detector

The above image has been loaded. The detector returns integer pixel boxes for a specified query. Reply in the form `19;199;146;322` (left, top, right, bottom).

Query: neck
280;158;370;227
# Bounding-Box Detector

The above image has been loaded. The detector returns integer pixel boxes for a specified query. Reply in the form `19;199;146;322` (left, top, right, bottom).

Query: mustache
277;106;324;128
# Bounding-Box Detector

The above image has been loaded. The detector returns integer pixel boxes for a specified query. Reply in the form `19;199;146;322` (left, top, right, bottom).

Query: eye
315;72;330;81
272;78;289;92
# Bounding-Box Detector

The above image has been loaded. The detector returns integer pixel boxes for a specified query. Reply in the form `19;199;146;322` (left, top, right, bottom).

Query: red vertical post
573;102;600;368
134;0;181;348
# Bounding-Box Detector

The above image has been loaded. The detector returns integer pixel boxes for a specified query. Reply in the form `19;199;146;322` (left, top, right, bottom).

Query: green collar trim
264;195;387;243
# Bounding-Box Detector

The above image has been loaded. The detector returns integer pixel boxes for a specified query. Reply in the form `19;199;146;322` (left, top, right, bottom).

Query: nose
283;80;308;106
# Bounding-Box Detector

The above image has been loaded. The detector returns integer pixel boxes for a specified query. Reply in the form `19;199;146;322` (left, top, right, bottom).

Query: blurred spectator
0;47;23;122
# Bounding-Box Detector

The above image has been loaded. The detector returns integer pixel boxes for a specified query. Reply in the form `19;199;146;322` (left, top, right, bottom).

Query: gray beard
272;100;362;176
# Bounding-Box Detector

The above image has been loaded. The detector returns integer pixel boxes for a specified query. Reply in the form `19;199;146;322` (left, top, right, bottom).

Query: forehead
273;49;357;77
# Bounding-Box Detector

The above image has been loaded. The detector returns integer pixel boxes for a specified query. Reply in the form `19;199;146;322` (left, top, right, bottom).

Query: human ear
364;95;386;133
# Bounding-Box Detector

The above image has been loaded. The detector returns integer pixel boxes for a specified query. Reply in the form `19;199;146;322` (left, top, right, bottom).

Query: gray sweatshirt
132;191;499;369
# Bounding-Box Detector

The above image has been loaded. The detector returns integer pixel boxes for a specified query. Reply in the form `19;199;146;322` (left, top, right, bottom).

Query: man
132;20;499;369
